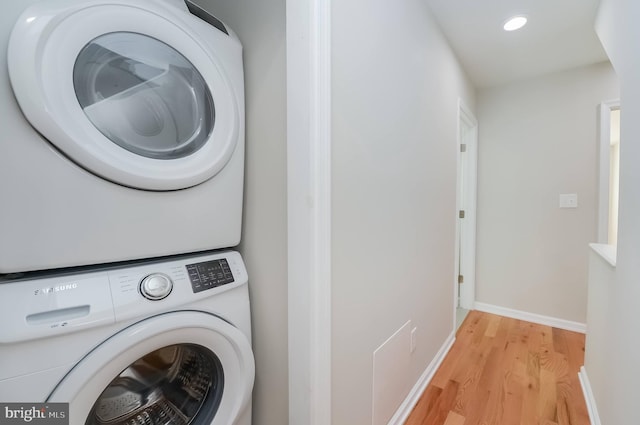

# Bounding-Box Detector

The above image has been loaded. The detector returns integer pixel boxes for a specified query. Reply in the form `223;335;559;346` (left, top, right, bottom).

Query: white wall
476;63;619;323
583;2;640;424
331;1;475;423
191;2;288;425
584;247;615;421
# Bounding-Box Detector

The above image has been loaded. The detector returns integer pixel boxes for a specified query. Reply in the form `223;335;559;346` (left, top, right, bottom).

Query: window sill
589;243;617;267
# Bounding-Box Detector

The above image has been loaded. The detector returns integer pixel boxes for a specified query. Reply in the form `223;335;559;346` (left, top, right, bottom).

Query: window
597;100;621;246
608;108;620;246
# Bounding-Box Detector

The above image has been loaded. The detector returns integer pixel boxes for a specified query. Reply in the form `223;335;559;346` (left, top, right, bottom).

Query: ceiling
424;0;610;88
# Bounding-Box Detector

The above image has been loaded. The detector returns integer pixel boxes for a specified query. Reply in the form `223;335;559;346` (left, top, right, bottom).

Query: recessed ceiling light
503;16;527;31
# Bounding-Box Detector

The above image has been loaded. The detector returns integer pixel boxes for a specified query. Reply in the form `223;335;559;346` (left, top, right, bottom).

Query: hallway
405;311;589;425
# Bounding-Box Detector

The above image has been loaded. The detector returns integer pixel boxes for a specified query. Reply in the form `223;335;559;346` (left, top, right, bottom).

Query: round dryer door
8;0;241;191
47;312;254;425
73;32;215;161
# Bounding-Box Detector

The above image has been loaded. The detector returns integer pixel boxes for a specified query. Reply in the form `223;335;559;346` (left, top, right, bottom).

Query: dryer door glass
85;344;224;425
73;32;215;160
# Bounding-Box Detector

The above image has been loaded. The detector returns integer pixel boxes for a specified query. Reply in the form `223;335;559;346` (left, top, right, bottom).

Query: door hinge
458;274;464;284
460;144;467;153
459;210;465;219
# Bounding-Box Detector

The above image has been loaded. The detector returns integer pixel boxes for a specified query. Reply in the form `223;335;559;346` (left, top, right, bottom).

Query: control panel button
140;273;173;300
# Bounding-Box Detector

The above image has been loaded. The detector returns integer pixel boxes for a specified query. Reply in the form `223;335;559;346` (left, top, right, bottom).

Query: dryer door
47;312;254;425
8;0;240;191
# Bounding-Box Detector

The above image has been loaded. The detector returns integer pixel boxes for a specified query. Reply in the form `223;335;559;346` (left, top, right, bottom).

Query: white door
48;312;254;425
456;100;478;311
8;0;239;191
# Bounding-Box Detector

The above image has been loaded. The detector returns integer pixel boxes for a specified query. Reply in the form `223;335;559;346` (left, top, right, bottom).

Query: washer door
8;0;240;191
48;312;254;425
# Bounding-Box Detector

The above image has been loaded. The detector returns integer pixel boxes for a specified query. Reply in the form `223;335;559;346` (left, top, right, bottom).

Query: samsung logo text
34;283;78;296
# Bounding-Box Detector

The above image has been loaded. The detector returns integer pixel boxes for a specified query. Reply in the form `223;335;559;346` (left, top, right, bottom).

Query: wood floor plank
540;348;569;378
492;314;515;349
557;377;590;425
552;327;570;355
556;380;581;425
405;385;443;425
538;368;558;421
477;346;504;391
563;330;586;374
404;311;589;425
520;365;540;425
449;349;485;416
421;380;460;425
526;322;546;353
526;351;541;391
500;370;524;425
484;314;501;337
479;386;502;424
442;411;465;425
459;387;490;425
431;343;464;388
458;310;491;347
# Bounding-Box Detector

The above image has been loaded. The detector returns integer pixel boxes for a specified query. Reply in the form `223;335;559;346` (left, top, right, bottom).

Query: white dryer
0;0;245;273
0;250;254;425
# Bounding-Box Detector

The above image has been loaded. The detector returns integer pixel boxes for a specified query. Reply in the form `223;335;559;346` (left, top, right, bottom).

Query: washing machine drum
48;312;254;424
87;344;224;424
7;0;240;191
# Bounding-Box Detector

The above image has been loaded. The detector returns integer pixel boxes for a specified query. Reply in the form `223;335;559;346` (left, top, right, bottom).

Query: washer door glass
86;344;223;425
8;1;241;191
74;32;215;160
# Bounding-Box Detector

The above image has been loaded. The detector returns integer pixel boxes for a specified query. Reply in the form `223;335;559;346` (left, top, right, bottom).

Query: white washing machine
0;0;245;273
0;250;254;425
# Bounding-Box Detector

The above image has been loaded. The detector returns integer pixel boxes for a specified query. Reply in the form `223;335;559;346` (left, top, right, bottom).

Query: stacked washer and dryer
0;0;254;424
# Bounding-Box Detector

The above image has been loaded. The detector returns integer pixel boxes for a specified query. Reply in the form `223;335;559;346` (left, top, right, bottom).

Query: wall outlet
410;327;417;353
559;193;578;208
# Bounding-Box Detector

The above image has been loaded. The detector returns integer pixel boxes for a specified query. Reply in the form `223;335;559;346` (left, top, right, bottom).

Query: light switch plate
559;193;578;208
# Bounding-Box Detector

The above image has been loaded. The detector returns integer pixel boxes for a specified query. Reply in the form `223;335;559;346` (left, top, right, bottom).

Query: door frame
454;98;478;313
286;0;332;424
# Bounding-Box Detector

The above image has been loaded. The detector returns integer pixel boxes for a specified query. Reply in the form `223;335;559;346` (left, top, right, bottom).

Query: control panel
110;250;247;322
186;258;235;293
0;251;248;343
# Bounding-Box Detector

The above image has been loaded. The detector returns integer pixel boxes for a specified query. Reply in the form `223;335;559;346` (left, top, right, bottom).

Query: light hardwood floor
405;310;589;425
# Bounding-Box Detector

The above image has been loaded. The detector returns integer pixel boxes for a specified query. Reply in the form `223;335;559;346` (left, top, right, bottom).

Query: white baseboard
579;366;602;425
474;302;587;333
387;332;456;425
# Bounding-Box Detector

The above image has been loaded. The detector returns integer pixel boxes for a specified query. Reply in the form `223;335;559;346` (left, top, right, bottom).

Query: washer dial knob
140;273;173;300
